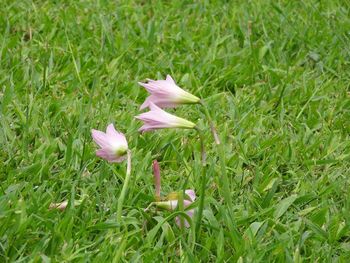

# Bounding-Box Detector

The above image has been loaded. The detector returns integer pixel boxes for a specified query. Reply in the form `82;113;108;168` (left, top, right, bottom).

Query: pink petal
96;149;126;163
138;82;158;94
175;209;194;228
49;200;68;211
106;124;118;137
166;75;176;84
149;102;163;112
138;79;177;96
183;199;192;208
140;95;179;110
96;149;115;162
135;102;195;132
91;130;110;148
135;111;170;126
186;209;194;219
106;124;128;147
185;189;196;202
140;96;153;110
138;75;199;110
138;124;154;133
137;122;173;132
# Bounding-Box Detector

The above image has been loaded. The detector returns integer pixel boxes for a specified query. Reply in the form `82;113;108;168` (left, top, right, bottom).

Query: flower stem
117;150;132;225
199;100;232;207
194;126;206;235
153;160;161;202
199;100;221;145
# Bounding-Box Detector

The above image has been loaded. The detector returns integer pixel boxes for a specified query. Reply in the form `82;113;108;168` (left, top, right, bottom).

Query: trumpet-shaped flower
139;75;200;110
91;124;128;163
49;200;68;211
135;103;196;132
49;200;82;211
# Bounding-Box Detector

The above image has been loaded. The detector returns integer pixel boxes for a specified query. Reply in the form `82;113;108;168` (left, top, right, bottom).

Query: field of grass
1;0;350;261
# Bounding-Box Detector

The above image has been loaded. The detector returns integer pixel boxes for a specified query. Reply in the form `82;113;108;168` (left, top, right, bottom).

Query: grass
1;0;350;261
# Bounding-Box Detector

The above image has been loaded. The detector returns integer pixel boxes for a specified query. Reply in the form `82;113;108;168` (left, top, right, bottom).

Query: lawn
1;0;350;262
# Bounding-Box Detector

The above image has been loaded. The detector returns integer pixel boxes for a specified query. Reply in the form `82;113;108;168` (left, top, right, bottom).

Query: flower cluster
87;75;201;228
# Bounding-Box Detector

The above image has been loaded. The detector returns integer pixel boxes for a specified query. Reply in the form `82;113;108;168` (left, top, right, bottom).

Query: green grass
1;0;350;261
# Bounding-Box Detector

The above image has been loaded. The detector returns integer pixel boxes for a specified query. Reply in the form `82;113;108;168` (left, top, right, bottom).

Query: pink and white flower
135;103;196;132
154;190;196;228
91;124;128;163
139;75;200;110
49;200;82;211
49;200;68;211
146;160;196;228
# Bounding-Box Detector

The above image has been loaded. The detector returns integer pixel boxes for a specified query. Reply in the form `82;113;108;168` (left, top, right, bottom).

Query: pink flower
135;103;196;132
91;124;128;163
139;75;200;110
146;160;196;228
49;200;82;211
155;190;196;228
49;200;68;211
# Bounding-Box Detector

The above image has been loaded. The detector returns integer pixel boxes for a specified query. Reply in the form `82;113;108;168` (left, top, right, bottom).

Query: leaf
244;221;264;238
273;195;297;219
259;45;269;61
304;219;328;240
146;211;191;245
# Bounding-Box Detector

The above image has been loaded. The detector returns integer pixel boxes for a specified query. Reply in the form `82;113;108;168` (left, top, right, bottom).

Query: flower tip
185;189;196;202
166;74;175;83
152;159;159;168
137;126;146;133
134;114;145;122
49;200;68;211
139;102;148;111
106;123;115;130
149;102;160;111
91;129;98;136
153;160;160;178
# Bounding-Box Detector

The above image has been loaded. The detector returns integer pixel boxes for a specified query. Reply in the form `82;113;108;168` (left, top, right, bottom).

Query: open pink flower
139;75;200;110
135;103;196;132
91;124;128;163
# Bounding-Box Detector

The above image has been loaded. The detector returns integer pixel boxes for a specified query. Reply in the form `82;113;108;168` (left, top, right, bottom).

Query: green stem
200;100;221;145
195;127;206;235
178;190;185;229
117;150;132;224
200;100;232;207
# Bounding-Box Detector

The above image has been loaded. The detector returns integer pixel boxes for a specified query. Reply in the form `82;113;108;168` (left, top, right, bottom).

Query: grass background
1;0;350;261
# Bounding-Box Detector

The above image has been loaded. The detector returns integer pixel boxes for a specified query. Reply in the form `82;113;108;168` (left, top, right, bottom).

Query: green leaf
273;195;297;219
